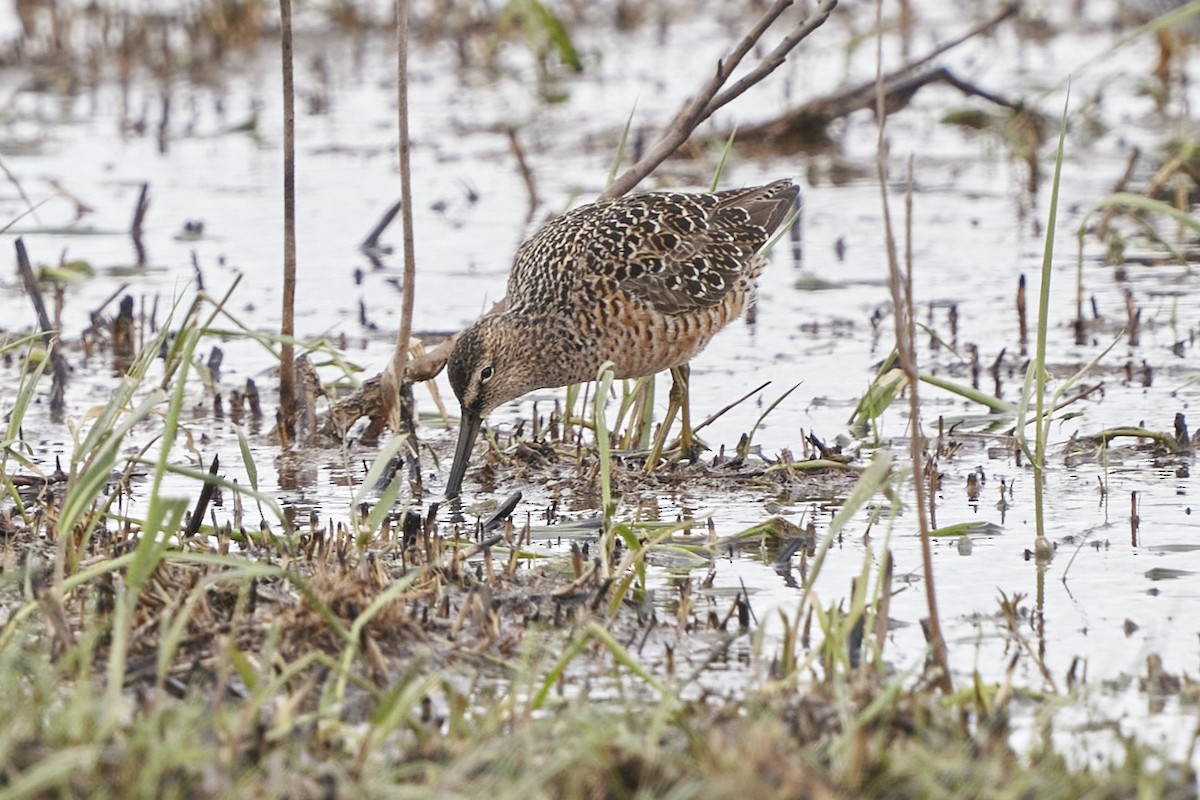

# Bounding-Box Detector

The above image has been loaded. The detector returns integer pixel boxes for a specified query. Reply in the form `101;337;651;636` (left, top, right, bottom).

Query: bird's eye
480;365;494;382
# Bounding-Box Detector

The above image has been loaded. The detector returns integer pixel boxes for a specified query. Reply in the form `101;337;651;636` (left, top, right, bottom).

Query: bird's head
446;315;542;417
443;315;541;499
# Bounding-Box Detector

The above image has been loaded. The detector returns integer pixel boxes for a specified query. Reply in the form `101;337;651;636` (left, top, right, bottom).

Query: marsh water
1;0;1198;767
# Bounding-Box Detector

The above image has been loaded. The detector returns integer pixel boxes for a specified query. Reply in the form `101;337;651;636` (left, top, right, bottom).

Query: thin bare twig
692;380;771;436
0;156;41;226
507;127;540;223
710;1;840;110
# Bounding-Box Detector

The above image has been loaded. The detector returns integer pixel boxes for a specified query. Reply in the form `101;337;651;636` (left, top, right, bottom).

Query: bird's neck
499;311;597;390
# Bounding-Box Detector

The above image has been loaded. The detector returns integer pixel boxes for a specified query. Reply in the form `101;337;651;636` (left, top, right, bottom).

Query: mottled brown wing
617;180;798;314
507;180;799;315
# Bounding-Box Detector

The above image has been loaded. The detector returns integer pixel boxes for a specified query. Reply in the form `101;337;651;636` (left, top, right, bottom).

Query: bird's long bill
444;406;482;500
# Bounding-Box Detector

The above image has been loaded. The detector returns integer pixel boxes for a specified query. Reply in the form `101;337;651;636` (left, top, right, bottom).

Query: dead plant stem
383;0;418;434
874;0;951;695
15;238;52;336
507;127;540;223
0;155;40;225
278;0;297;443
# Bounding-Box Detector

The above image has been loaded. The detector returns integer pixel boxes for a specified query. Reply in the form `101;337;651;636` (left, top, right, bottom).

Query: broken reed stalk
873;0;951;695
381;0;418;434
183;455;220;538
1130;490;1140;545
15;238;68;419
361;200;402;251
130;181;149;267
1124;288;1140;346
1016;273;1027;352
278;0;298;444
15;238;51;335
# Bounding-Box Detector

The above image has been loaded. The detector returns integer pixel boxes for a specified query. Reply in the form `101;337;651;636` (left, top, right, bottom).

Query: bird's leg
644;365;706;471
674;364;696;460
644;370;682;472
671;364;709;461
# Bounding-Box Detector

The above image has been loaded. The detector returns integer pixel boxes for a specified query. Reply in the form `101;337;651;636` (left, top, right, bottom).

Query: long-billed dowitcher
444;179;800;499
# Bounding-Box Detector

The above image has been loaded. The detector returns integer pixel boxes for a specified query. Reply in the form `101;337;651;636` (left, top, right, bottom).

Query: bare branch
716;0;795;83
603;0;838;200
708;0;840;111
793;2;1017;118
734;4;1019;156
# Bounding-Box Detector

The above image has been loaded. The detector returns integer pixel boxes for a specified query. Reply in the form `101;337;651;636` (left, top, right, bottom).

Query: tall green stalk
1029;90;1070;551
594;361;616;578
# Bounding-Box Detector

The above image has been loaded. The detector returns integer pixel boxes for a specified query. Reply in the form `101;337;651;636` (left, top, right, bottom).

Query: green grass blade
607;103;638;188
1029;86;1071;547
710;126;738;190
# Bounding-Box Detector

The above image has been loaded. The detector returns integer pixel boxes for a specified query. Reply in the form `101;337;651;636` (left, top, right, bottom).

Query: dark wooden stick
130;181;150;266
361;199;402;252
184;455;220;538
130;182;150;237
16;238;69;419
15;238;52;335
734;5;1020;153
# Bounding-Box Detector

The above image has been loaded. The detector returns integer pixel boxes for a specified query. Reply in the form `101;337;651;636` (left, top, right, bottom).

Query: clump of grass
1;284;1193;799
6;493;1191;800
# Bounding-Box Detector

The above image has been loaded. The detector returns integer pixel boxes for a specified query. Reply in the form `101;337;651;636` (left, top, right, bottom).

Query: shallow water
1;0;1198;764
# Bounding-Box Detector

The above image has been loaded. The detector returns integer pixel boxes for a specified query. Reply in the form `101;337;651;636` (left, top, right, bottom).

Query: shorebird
443;179;799;499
